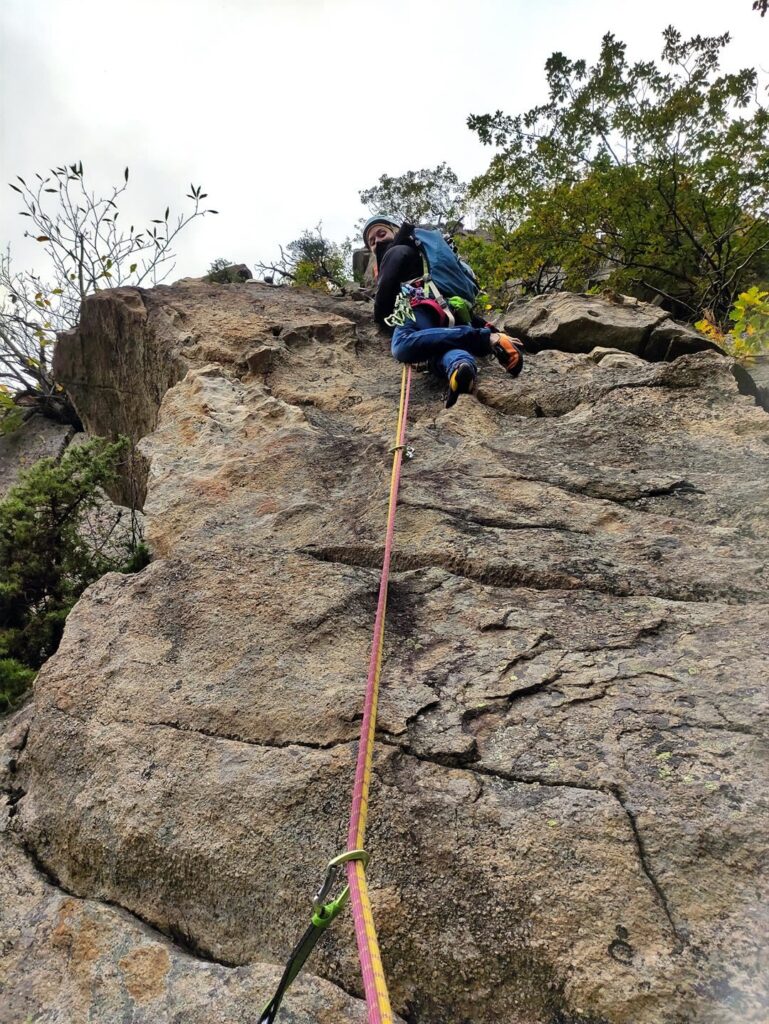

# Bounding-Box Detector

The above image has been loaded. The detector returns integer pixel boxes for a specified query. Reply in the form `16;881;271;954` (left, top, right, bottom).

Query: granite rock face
4;280;769;1023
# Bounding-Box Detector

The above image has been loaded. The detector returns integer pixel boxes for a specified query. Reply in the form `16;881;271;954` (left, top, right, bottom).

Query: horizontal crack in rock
137;719;352;752
462;670;565;727
478;464;710;518
398;501;588;535
302;545;752;605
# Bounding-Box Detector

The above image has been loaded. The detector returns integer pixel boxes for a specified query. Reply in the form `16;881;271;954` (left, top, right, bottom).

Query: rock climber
363;215;524;407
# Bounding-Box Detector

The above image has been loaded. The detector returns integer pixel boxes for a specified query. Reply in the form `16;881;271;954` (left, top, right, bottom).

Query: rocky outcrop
0;414;75;500
4;280;769;1023
504;291;722;362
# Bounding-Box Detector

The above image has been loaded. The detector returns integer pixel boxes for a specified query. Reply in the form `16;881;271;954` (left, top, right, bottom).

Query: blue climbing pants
391;306;493;381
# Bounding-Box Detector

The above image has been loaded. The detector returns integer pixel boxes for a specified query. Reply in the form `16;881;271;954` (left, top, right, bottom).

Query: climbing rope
260;364;412;1024
345;363;412;1024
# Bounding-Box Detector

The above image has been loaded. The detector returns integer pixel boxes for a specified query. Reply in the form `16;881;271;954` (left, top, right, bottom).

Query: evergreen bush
0;435;149;712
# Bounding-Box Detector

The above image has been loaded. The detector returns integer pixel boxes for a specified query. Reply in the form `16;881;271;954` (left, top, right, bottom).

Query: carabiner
312;848;369;917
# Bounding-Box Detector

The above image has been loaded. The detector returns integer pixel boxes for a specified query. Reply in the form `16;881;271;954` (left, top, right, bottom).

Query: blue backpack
413;228;480;307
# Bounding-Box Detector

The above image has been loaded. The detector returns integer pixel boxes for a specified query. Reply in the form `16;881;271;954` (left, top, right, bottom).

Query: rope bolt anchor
389;443;415;460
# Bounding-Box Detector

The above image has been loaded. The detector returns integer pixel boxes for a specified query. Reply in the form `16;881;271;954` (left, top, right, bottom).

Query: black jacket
373;223;422;326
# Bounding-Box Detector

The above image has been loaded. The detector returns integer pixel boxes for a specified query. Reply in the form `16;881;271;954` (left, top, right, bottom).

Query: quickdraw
383;288;417;328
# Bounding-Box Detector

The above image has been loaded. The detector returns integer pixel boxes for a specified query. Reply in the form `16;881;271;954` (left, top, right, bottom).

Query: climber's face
366;223;396;250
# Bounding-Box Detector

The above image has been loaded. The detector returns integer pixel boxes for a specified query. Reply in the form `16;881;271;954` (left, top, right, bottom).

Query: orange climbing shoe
491;333;525;377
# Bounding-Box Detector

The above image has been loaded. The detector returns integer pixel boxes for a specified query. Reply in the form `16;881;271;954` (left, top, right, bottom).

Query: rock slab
504;291;722;362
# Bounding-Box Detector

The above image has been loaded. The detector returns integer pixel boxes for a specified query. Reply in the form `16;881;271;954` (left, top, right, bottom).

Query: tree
256;224;351;290
359;163;469;231
467;28;769;319
0;436;148;711
696;286;769;362
1;163;217;427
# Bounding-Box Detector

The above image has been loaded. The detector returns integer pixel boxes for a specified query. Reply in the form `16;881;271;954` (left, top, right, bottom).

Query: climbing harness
260;365;412;1024
384;281;457;330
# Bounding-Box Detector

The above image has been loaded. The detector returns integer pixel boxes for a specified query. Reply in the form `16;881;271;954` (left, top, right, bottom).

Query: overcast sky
1;0;767;283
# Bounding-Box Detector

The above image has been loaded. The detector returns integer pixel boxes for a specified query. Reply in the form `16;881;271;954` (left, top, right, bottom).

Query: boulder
731;356;769;413
5;281;769;1023
504;291;722;361
206;263;253;284
352;247;371;285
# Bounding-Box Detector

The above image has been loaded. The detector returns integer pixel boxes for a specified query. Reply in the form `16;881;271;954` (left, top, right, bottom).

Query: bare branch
1;165;212;423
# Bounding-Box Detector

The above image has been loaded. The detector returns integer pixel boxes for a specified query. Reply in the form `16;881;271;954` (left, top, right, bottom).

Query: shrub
206;258;247;284
0;435;148;711
0;658;36;713
256;224;350;291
